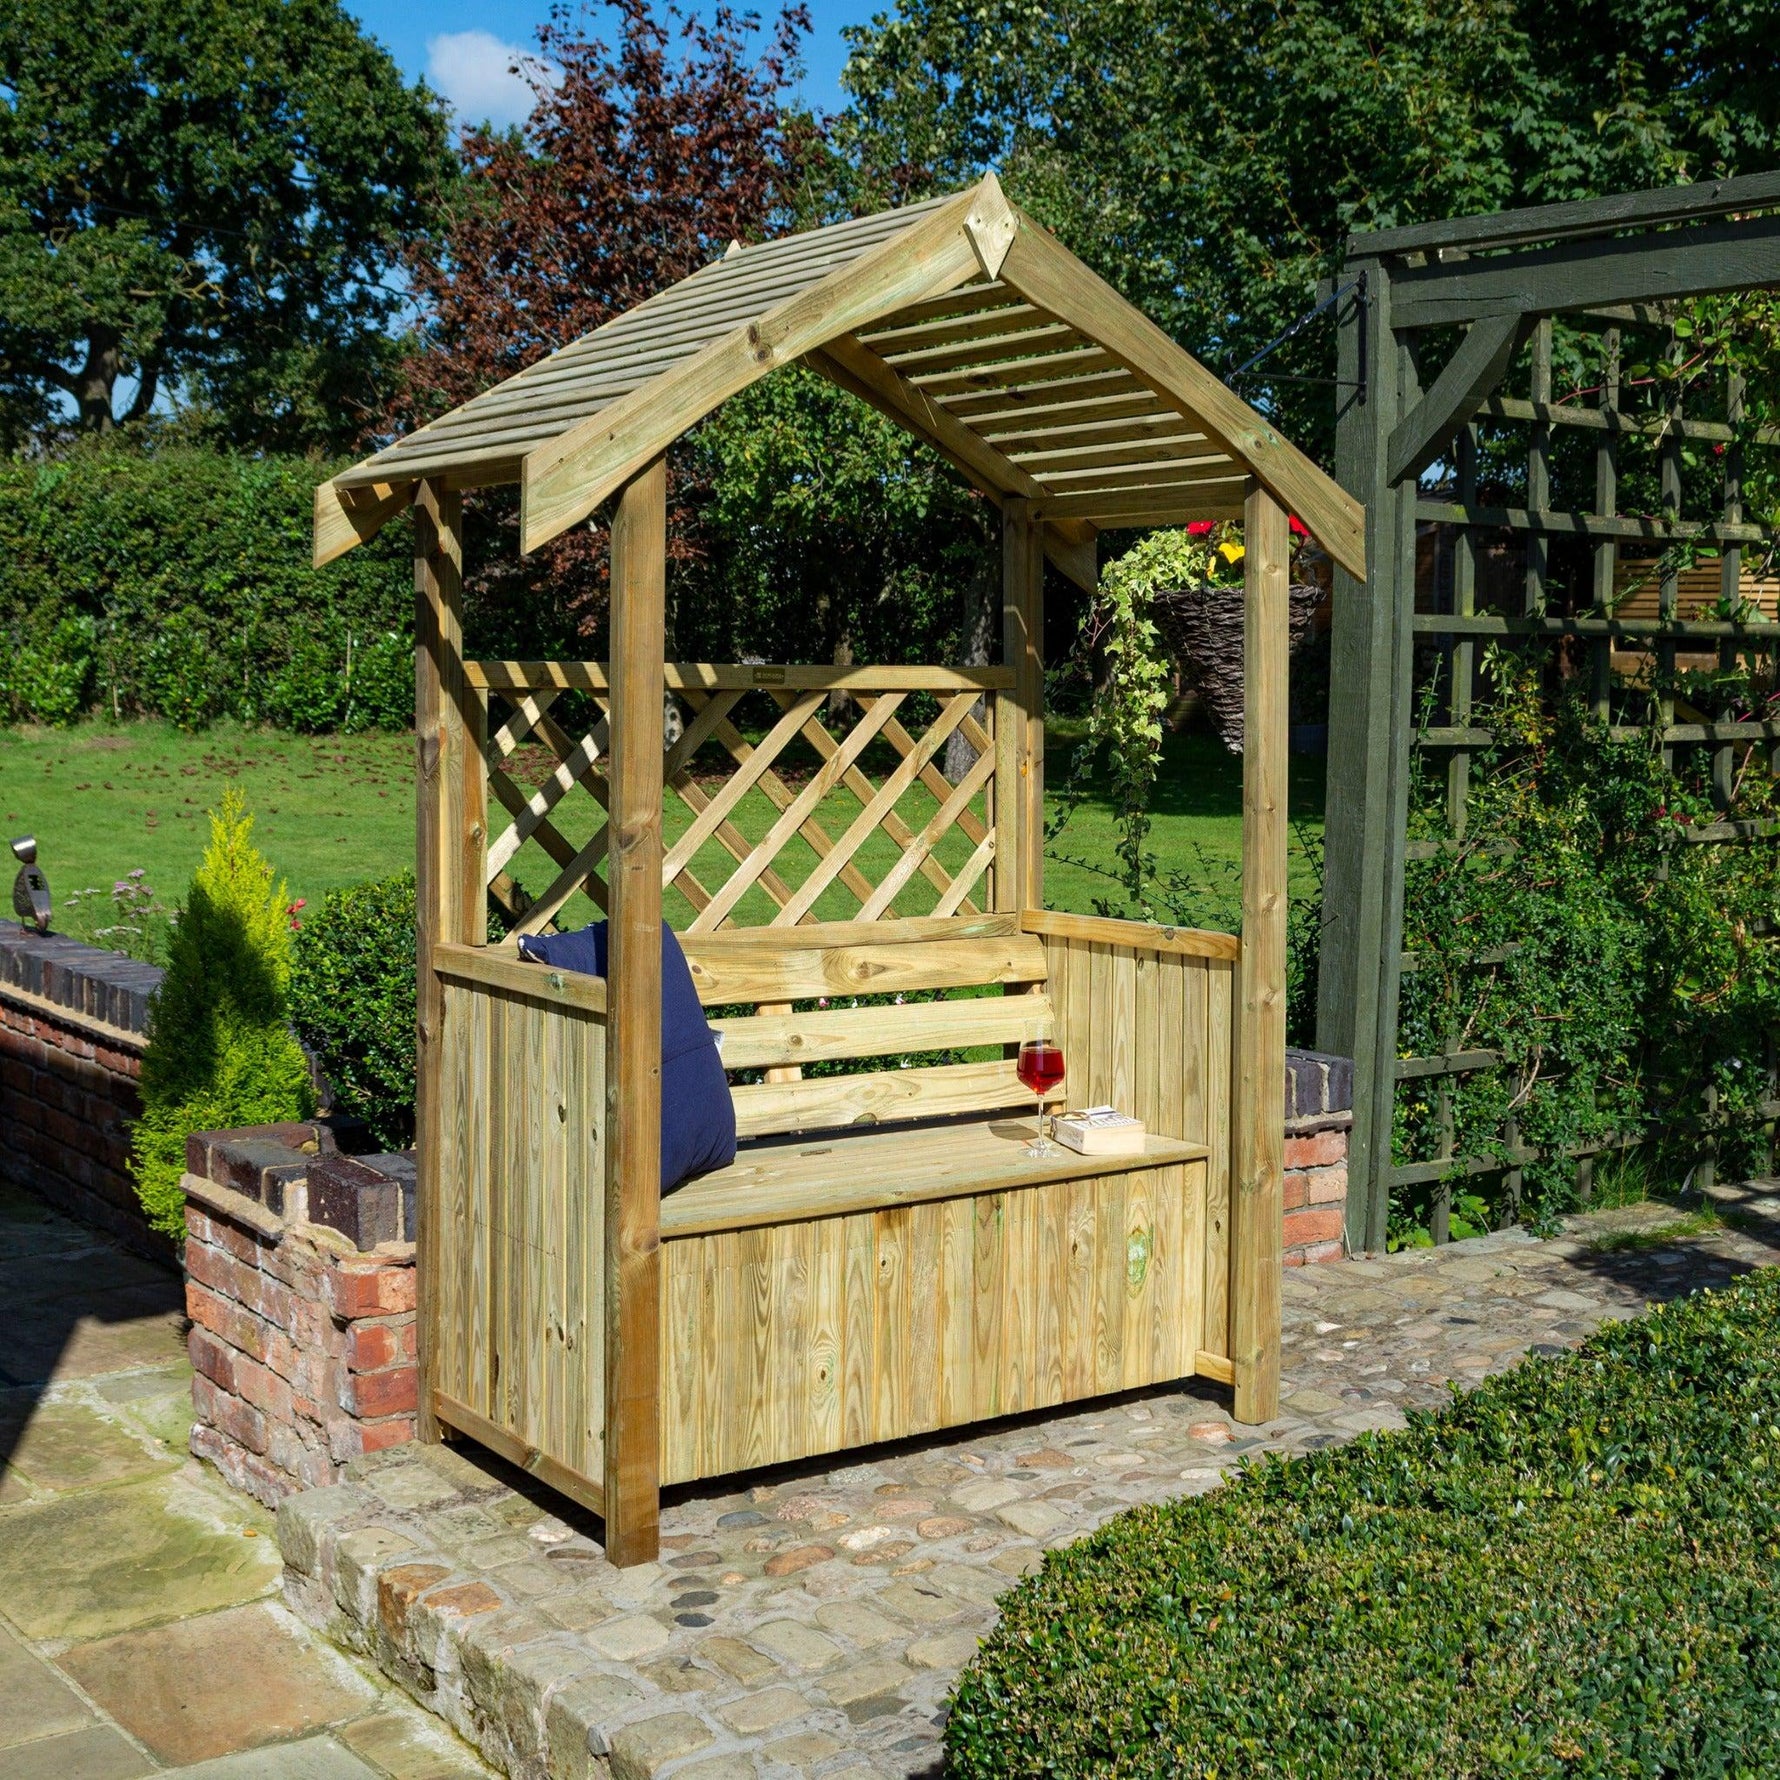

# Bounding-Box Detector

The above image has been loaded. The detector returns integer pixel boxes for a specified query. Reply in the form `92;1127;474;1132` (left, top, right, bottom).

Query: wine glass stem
1035;1096;1045;1149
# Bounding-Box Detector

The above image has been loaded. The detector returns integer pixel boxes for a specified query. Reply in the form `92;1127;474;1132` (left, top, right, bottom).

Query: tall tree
835;0;1779;461
0;0;449;450
400;0;815;427
395;0;931;660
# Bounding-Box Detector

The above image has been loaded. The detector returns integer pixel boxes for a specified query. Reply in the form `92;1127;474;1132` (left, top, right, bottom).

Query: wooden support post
1590;328;1620;723
991;689;1017;912
413;479;470;1443
1319;265;1414;1253
1002;497;1045;910
1232;482;1289;1426
603;456;667;1566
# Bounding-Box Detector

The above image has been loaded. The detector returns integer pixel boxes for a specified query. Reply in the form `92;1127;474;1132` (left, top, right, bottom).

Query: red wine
1017;1041;1065;1097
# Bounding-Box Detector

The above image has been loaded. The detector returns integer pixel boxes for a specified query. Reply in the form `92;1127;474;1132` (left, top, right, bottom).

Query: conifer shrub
130;790;314;1235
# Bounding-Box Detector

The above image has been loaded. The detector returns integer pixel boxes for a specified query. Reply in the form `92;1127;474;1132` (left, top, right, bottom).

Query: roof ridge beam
516;177;1015;554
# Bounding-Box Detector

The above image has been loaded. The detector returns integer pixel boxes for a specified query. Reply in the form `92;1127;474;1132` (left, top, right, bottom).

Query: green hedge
947;1266;1780;1777
0;443;412;730
289;870;418;1151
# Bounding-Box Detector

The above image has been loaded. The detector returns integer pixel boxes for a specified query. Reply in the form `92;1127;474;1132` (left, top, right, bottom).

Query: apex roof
317;175;1364;586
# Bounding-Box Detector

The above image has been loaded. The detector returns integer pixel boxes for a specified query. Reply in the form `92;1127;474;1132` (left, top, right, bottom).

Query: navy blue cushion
516;921;737;1192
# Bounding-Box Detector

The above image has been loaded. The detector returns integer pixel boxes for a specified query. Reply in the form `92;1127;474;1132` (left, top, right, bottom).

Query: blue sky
344;0;887;129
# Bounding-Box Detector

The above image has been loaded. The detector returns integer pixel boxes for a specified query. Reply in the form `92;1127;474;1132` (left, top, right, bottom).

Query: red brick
355;1415;416;1456
184;1209;263;1267
186;1281;272;1364
183;1237;259;1305
1297;1238;1345;1265
233;1351;295;1424
340;1364;418;1419
345;1320;414;1373
1305;1163;1349;1205
39;1107;80;1149
1282;1207;1346;1247
248;1271;298;1334
188;1326;236;1393
1282;1170;1307;1212
192;1373;268;1455
326;1259;416;1320
1283;1129;1346;1169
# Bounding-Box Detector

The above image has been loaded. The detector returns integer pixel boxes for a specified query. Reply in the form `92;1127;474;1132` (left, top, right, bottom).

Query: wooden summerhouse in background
313;176;1365;1564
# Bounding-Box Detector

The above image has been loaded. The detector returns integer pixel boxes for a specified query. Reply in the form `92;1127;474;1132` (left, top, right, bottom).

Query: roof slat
989;407;1196;452
859;281;1012;331
1011;433;1218;475
881;322;1087;377
1041;479;1251;523
910;346;1125;396
937;368;1148;420
858;302;1044;353
1032;455;1234;493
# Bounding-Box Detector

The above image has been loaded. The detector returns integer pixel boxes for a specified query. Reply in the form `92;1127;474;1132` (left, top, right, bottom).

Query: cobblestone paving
280;1180;1780;1780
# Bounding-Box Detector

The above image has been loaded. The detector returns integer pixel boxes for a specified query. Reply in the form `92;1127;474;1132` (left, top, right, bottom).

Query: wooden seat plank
661;1120;1208;1237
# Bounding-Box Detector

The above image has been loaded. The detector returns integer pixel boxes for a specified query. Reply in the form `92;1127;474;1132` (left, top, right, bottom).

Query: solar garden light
11;836;50;934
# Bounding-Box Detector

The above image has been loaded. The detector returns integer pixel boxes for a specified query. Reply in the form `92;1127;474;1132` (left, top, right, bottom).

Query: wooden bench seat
661;1118;1209;1236
430;910;1240;1513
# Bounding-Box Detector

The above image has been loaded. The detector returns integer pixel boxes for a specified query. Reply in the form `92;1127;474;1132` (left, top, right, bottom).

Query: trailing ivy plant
1395;647;1778;1241
1047;523;1244;912
1058;528;1777;1243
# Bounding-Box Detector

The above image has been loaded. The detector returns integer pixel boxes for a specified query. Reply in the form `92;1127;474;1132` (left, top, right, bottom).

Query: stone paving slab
278;1182;1780;1780
0;1178;499;1780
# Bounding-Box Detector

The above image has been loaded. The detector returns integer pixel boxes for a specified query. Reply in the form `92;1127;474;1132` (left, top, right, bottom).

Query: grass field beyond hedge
947;1265;1780;1778
2;718;1324;931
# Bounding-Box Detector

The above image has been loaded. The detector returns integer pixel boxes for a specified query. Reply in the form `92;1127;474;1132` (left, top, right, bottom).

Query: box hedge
947;1265;1780;1778
289;870;419;1151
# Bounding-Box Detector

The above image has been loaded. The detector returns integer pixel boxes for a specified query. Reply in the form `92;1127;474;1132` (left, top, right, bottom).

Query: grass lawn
1;717;1325;939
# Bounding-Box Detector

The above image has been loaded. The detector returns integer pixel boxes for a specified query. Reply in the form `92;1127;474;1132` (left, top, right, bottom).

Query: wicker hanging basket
1151;582;1325;753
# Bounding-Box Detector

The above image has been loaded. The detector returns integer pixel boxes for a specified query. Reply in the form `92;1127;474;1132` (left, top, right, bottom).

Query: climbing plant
1394;647;1778;1241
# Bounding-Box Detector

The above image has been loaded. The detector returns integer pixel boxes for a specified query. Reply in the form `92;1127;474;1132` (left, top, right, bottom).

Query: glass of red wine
1016;1035;1066;1157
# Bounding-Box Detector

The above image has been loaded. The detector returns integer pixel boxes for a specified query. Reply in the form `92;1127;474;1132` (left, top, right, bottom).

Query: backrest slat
713;991;1052;1071
684;931;1047;1007
731;1058;1039;1139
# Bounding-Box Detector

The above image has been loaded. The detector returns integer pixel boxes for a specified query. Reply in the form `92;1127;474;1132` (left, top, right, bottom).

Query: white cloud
426;29;554;130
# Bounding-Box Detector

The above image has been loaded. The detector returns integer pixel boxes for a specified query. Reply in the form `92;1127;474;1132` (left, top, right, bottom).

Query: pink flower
1186;521;1216;538
1289;516;1309;537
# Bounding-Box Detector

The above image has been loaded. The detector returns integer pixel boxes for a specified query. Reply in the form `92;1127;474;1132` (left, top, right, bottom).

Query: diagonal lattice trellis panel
473;666;1004;934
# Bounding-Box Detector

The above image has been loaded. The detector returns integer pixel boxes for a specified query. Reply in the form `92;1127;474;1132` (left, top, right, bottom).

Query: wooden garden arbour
1321;169;1780;1251
316;177;1365;1564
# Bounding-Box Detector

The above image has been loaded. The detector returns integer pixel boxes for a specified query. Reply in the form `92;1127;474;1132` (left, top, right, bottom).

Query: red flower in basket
1289;515;1309;537
1186;520;1216;537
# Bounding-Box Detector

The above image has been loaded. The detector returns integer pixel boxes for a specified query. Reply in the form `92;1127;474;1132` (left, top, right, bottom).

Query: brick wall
0;920;167;1258
182;1126;420;1508
1283;1048;1353;1265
